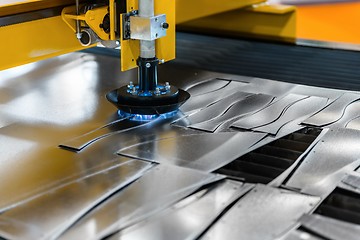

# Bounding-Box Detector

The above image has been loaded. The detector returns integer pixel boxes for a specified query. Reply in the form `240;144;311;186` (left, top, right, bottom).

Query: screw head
145;63;151;68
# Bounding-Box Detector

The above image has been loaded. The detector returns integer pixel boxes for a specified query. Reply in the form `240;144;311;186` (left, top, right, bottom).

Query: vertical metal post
138;0;155;59
75;0;81;39
137;0;158;92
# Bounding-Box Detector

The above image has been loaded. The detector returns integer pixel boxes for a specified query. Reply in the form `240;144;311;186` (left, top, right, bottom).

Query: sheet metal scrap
0;159;153;240
298;214;360;240
231;94;309;130
108;180;254;240
285;128;360;197
302;93;360;127
57;164;224;240
200;184;320;240
188;93;274;133
117;131;267;172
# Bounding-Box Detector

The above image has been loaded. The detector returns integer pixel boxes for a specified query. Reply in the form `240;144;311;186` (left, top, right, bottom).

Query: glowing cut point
118;110;178;122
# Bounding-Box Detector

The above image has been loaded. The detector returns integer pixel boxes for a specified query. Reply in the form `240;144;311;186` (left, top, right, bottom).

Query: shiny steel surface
180;80;249;113
0;159;153;240
231;94;308;130
1;49;360;239
253;96;328;135
302;93;360;127
299;214;360;240
117;131;267;172
201;184;320;240
58;164;224;240
188;93;275;132
108;180;254;240
286;128;360;196
338;171;360;194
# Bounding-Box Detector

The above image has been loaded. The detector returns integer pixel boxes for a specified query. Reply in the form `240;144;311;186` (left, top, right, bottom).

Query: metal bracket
130;14;167;41
122;10;138;40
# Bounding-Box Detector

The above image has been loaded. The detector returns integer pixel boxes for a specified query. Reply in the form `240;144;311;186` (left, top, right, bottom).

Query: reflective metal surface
58;164;223;240
201;184;320;240
286;128;360;196
231;94;308;130
187;93;274;132
180;80;249;113
253;96;328;135
302;93;360;127
1;49;360;239
338;171;360;194
299;214;360;240
0;159;153;240
108;180;254;240
117;131;267;172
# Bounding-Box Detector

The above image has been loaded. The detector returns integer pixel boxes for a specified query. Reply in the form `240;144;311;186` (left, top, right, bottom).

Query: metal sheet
299;214;360;240
324;101;360;129
184;78;233;97
253;96;329;135
200;184;320;240
108;180;254;240
270;129;328;187
180;81;248;113
0;159;153;240
338;172;360;194
173;91;255;128
58;164;224;240
117;131;267;172
282;229;324;240
231;94;308;130
302;93;360;127
188;93;275;133
286;128;360;196
346;116;360;131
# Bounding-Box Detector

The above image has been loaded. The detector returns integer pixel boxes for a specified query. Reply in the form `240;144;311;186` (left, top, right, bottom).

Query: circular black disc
106;87;190;115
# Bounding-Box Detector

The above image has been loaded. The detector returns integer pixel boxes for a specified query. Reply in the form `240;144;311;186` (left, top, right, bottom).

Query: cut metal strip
346;116;360;131
184;78;232;97
300;214;360;240
57;164;224;240
117;131;267;172
282;229;325;240
253;96;328;135
200;184;320;240
188;93;275;133
286;128;360;196
231;94;309;130
324;101;360;129
302;93;360;127
0;159;153;240
180;81;248;113
108;180;254;240
338;172;360;194
173;91;256;128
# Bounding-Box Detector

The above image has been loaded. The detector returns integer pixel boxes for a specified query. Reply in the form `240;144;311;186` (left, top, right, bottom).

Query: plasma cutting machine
0;0;189;116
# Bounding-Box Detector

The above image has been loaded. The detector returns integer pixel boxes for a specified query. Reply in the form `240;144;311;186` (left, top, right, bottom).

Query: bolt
159;59;165;64
145;63;151;68
155;87;161;95
165;82;171;91
161;22;169;29
128;81;134;89
131;86;137;95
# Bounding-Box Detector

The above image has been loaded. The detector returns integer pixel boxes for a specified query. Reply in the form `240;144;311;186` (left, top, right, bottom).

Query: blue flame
118;110;178;122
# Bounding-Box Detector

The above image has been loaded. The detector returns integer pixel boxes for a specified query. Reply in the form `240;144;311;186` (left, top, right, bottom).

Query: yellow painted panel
176;0;264;24
121;0;175;71
0;16;92;71
179;5;296;43
0;0;74;17
297;2;360;44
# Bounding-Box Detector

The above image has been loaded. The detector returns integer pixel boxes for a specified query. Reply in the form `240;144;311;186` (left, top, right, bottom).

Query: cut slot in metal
315;188;360;225
215;127;322;184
